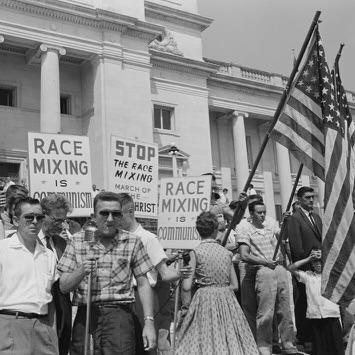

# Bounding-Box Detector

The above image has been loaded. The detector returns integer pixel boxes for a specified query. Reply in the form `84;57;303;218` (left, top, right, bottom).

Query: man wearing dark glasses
58;191;156;355
39;194;72;355
0;197;58;354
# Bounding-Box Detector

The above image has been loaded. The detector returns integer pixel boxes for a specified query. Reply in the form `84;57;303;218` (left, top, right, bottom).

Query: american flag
270;27;326;181
321;60;355;307
270;25;355;306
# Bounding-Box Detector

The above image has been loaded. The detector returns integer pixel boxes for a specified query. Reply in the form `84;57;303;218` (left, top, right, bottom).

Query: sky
197;0;355;91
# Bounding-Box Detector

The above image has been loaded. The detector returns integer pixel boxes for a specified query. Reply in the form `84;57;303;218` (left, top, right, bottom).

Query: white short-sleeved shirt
133;224;167;287
298;270;340;319
0;233;57;314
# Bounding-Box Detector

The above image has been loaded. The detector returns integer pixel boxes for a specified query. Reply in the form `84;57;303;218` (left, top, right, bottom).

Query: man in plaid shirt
57;192;156;354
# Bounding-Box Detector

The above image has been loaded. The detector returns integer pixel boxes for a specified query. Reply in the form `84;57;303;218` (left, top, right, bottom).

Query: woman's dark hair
196;211;218;238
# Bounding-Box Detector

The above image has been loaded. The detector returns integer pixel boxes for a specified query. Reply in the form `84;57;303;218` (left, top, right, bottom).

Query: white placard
157;176;212;249
28;132;93;217
109;135;158;219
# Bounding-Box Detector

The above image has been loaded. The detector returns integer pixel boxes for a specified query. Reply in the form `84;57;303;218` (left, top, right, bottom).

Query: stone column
263;171;276;219
217;116;232;194
40;44;66;133
232;112;249;194
316;177;325;217
275;142;293;211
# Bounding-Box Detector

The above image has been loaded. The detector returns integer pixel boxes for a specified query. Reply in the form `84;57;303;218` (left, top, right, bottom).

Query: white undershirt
0;233;57;314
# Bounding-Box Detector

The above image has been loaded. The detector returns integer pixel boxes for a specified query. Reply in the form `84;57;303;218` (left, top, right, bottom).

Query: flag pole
221;10;321;246
272;163;303;261
335;43;345;65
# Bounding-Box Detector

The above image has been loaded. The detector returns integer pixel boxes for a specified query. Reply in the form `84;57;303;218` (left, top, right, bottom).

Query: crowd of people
0;177;353;355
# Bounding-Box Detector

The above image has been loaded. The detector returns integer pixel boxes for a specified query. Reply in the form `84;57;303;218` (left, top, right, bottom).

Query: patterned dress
176;240;258;355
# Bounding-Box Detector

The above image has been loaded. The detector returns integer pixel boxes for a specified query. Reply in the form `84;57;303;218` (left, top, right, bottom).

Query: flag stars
328;103;335;111
311;76;317;83
325;114;333;122
323;76;329;83
298;80;304;87
303;70;309;77
306;86;312;93
322;87;329;95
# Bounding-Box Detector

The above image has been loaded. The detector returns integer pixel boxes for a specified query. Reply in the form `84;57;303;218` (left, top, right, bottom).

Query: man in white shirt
0;197;58;354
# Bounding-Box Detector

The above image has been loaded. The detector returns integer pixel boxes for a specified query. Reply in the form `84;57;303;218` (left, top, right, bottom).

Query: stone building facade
0;0;354;220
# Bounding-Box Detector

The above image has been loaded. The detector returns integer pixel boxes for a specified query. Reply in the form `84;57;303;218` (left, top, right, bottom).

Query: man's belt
0;309;47;319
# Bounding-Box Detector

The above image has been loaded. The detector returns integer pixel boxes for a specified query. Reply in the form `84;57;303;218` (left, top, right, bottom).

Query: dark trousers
71;304;140;355
310;318;344;355
293;278;312;343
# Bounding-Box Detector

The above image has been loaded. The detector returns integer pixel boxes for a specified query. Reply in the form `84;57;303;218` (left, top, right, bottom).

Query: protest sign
27;132;93;217
157;176;211;249
109;135;158;218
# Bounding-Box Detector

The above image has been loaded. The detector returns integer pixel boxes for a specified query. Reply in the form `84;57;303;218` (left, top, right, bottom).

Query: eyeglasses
98;210;123;219
48;214;68;225
23;214;46;223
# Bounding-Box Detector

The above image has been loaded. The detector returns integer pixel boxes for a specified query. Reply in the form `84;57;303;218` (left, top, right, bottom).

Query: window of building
154;106;173;130
246;136;253;169
275;204;282;224
60;95;71;115
0;87;16;107
0;162;20;184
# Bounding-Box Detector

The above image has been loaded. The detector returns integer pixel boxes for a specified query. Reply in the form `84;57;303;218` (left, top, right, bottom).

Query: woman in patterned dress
176;211;258;355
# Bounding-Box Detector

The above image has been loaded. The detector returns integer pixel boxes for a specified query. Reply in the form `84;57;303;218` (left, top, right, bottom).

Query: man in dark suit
288;186;322;351
40;194;73;355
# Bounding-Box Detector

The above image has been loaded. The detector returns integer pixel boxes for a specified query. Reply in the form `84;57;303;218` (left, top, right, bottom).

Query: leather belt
0;309;47;319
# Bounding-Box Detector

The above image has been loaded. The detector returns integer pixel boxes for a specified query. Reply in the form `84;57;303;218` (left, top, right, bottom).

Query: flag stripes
321;60;355;306
270;31;325;181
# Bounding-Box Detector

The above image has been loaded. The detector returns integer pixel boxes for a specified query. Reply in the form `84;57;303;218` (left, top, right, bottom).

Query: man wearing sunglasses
0;197;58;354
57;191;156;355
39;194;73;355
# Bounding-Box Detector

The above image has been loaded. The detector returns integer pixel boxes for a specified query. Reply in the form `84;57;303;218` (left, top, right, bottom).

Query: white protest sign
28;132;93;217
157;176;212;249
109;135;158;219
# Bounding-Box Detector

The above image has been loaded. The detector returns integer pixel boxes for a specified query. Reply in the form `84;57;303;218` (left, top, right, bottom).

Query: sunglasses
99;210;123;219
48;214;68;225
23;214;46;223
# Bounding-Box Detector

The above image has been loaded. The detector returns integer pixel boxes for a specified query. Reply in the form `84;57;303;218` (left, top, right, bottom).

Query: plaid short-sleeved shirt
57;229;153;306
237;222;277;261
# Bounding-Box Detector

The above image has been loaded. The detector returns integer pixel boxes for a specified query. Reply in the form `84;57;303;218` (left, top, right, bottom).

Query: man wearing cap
0;197;58;354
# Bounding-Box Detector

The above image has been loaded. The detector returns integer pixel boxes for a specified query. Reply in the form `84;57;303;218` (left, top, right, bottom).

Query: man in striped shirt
237;201;297;355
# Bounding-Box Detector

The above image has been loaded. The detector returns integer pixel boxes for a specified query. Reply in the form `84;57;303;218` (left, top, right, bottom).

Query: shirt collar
9;232;47;254
300;206;311;216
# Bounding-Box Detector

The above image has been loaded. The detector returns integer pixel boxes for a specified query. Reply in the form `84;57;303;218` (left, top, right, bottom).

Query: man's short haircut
13;197;41;218
248;201;265;214
196;211;219;238
40;194;72;215
117;193;134;209
297;186;314;198
248;194;263;204
249;184;254;188
93;191;121;212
